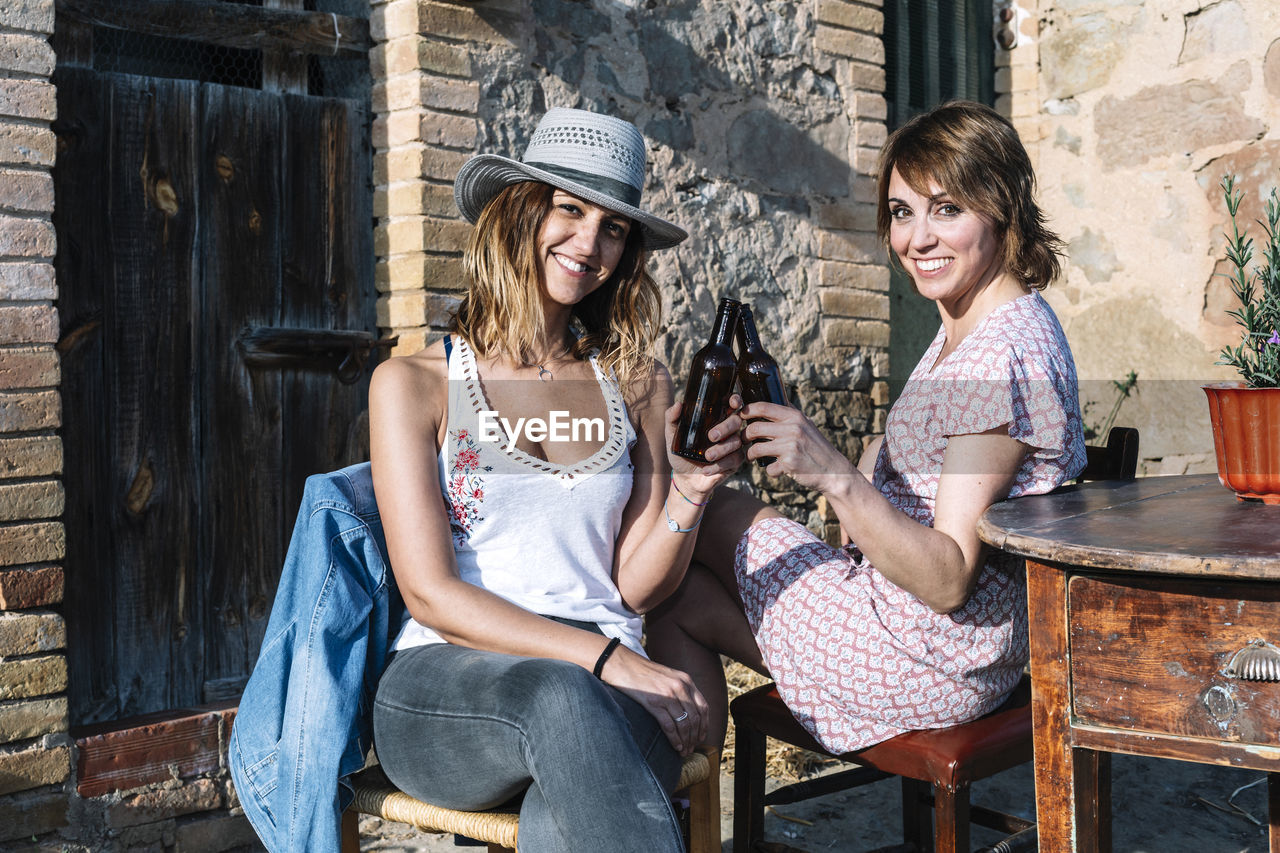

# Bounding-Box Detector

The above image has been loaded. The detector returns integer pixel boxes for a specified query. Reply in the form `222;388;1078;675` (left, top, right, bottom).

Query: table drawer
1068;574;1280;745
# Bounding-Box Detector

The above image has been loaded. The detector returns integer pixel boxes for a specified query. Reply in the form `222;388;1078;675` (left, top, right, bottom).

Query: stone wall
1030;0;1280;472
0;0;73;843
370;0;893;533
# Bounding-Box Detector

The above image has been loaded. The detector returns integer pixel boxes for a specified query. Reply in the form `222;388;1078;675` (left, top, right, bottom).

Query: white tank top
391;336;645;655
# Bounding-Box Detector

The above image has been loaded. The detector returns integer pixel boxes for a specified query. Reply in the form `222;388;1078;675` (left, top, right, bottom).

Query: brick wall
812;0;891;433
806;1;890;543
370;0;485;357
0;0;71;843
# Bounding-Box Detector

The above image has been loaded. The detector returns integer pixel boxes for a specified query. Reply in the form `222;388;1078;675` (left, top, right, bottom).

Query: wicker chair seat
341;748;719;853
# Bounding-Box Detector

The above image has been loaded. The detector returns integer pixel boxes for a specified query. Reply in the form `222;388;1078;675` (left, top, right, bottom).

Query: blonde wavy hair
451;181;661;389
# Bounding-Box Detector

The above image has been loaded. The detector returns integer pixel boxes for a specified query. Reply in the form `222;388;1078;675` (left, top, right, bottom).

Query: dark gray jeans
373;639;685;853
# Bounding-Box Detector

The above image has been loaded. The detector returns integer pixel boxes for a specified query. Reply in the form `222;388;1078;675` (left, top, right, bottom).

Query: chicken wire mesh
90;0;370;100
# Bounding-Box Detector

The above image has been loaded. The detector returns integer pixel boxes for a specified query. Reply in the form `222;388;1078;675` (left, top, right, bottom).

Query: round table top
978;474;1280;579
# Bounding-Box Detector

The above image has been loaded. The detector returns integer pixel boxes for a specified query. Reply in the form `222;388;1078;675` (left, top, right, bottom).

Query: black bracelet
593;637;622;679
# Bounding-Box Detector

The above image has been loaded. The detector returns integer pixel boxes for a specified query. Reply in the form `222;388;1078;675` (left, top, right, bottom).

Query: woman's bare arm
610;361;743;614
741;402;1025;612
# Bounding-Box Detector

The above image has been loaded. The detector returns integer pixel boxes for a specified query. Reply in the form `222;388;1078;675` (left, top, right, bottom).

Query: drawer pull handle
1223;640;1280;682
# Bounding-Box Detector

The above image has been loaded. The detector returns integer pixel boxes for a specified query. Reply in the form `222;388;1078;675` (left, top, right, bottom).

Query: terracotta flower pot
1203;383;1280;505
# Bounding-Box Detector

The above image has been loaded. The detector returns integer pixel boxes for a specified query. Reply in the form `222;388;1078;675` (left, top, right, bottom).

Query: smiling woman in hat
367;108;742;851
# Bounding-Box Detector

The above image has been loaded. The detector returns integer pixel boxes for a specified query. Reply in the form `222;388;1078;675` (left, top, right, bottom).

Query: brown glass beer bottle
673;297;741;462
735;304;790;467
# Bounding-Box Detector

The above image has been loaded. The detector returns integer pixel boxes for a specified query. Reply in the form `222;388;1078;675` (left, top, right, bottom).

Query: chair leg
733;722;769;851
933;782;971;853
901;777;933;853
340;808;360;853
686;748;721;853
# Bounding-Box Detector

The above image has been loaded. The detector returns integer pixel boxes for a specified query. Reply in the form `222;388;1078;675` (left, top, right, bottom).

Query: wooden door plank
263;0;308;94
199;84;285;692
56;0;369;58
277;92;374;545
51;14;93;69
254;91;373;655
103;73;204;718
57;70;204;723
54;66;119;724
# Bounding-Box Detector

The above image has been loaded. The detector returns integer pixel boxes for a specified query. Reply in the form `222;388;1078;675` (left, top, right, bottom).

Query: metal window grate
883;0;995;130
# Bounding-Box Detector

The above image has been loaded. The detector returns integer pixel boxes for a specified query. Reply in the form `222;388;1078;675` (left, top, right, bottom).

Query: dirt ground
354;752;1274;852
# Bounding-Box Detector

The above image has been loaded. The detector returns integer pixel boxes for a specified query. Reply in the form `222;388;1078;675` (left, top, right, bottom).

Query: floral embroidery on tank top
445;428;491;546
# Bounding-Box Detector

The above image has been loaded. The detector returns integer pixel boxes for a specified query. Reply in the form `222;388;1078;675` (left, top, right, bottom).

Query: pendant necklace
535;344;573;381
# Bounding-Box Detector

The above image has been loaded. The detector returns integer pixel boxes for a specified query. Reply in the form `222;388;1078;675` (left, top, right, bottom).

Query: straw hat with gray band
453;108;688;250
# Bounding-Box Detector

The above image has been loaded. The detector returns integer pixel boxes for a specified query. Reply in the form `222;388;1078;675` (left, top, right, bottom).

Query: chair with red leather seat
729;427;1139;853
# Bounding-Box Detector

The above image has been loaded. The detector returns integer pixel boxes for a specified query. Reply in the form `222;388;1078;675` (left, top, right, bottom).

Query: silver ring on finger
674;710;689;722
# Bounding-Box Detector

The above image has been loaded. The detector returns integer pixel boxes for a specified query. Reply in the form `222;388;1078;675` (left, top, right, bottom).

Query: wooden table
978;474;1280;852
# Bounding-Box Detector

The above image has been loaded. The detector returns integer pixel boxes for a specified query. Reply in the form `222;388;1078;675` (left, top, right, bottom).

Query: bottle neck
711;300;740;346
736;309;762;352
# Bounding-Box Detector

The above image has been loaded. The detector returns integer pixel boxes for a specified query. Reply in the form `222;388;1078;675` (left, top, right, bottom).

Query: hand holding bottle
734;305;790;467
738;400;856;492
664;393;745;500
672;297;742;463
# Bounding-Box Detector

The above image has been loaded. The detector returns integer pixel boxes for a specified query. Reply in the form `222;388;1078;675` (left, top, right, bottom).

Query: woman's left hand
664;396;745;502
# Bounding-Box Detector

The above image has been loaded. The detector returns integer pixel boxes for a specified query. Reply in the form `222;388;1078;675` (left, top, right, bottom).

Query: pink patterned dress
735;291;1085;753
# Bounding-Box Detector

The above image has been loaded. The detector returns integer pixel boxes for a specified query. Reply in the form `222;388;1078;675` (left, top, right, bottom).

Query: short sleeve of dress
1005;350;1079;461
931;343;1015;439
932;294;1086;492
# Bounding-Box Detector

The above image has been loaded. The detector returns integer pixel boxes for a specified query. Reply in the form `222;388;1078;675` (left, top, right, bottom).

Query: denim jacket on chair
229;461;401;853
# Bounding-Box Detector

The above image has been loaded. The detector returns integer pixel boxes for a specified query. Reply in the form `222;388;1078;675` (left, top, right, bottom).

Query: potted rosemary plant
1203;174;1280;504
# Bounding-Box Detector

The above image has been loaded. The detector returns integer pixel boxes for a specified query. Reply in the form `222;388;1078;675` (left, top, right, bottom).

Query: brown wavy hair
451;181;661;389
875;101;1064;290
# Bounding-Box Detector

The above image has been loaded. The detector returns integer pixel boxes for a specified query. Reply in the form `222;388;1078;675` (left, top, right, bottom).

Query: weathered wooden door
53;1;375;725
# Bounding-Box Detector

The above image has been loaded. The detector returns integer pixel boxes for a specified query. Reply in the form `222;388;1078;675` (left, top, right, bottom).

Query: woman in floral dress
649;101;1087;754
